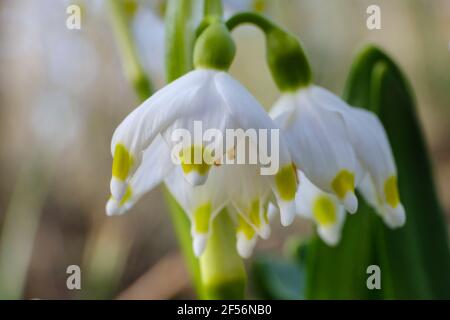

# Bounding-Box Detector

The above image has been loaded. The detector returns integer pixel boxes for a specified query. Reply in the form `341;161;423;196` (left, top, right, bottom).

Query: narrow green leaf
369;49;450;299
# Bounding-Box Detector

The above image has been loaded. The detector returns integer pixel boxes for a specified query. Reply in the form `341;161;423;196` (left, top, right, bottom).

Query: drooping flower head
258;15;406;230
106;21;298;257
225;12;406;242
271;85;405;229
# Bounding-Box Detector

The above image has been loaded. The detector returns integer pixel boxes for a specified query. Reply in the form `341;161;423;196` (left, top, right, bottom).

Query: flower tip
343;192;358;214
110;177;127;201
184;171;209;186
267;202;279;221
236;233;256;259
259;224;271;240
279;200;296;226
318;227;341;247
192;234;208;257
105;198;119;216
383;204;406;229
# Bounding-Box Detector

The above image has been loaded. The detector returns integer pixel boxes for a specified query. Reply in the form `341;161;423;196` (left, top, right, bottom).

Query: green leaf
305;45;450;299
251;255;305;300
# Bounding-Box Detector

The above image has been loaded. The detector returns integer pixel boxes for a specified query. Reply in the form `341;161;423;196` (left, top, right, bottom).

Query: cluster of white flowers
106;8;405;258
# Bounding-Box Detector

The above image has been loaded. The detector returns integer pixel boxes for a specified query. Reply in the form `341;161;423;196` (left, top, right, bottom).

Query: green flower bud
266;27;312;91
226;12;312;91
194;22;236;71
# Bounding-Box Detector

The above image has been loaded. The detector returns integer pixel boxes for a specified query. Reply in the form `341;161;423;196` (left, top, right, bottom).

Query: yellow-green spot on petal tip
237;216;255;240
312;196;337;226
331;170;355;199
112;144;134;181
180;145;212;176
194;203;212;234
119;185;133;206
249;199;261;228
384;176;400;207
275;164;297;201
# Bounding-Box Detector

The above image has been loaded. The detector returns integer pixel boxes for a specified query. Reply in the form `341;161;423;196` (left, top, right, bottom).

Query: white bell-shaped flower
165;163;276;258
107;68;299;257
271;85;405;228
295;171;346;246
270;86;361;214
110;69;295;199
107;133;294;258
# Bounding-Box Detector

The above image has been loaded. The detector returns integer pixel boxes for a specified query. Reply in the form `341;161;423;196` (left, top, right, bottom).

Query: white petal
165;166;229;256
227;165;273;237
358;174;380;210
192;233;208;257
109;69;214;198
236;232;258;259
110;177;127;201
332;105;406;227
106;197;120;216
106;135;173;216
343;192;358;214
295;171;346;246
317;224;341;246
267;202;278;221
382;203;406;228
278;200;296;226
271;86;361;212
214;72;294;171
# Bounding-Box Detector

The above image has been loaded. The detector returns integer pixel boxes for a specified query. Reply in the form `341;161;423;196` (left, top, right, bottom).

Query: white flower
107;68;299;257
295;171;345;246
165;162;277;258
270;85;405;228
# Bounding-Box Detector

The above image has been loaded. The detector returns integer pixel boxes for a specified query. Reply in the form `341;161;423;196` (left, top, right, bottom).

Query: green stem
108;0;153;100
200;211;246;299
226;12;312;91
165;0;201;82
226;11;273;32
204;0;223;18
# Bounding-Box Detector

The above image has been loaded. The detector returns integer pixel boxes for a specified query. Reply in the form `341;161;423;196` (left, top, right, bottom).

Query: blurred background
0;0;449;299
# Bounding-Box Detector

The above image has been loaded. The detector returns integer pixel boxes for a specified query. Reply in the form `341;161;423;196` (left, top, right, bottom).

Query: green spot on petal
312;195;337;226
275;164;297;201
119;185;133;206
384;175;400;207
249;199;261;227
180;145;212;176
331;170;355;199
194;203;212;234
112;144;134;181
237;216;255;240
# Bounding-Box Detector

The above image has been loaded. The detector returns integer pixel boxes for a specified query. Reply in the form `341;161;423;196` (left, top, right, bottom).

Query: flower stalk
227;12;312;91
108;0;153;100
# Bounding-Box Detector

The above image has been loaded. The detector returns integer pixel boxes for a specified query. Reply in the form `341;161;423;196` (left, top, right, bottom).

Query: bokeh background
0;0;449;299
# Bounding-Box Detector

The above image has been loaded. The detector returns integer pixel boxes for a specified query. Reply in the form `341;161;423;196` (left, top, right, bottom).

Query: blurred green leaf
305;45;450;299
251;254;305;300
